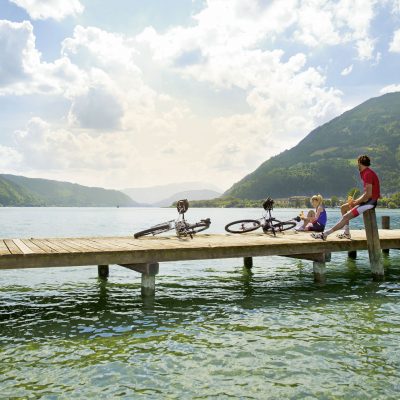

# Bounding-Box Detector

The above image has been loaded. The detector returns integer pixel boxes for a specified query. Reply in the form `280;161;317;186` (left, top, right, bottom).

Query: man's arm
353;184;372;205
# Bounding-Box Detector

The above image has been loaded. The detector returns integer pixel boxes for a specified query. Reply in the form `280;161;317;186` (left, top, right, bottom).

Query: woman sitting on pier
296;194;327;232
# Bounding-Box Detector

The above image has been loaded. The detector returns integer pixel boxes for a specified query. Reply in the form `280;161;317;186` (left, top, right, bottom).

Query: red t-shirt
360;167;380;200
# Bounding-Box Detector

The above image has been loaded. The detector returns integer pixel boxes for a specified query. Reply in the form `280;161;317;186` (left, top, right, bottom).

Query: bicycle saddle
262;197;274;211
176;199;189;214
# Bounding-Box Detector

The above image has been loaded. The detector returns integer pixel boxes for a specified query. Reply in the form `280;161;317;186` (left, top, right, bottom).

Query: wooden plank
41;239;71;253
55;239;95;252
4;239;23;255
21;239;47;254
108;237;153;249
0;240;11;256
62;239;102;252
85;238;132;251
13;239;35;254
76;238;123;251
47;239;85;253
63;238;110;251
30;239;59;253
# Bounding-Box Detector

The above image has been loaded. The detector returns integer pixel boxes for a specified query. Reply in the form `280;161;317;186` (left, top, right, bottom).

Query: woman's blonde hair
311;194;323;207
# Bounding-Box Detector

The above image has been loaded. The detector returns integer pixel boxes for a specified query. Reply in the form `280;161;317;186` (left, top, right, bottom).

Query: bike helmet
262;197;274;211
176;199;189;214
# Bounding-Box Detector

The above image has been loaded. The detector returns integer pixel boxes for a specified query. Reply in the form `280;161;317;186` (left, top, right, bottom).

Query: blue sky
0;0;399;191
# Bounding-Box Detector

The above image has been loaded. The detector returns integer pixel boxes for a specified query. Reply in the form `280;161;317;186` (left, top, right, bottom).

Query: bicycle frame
259;209;278;236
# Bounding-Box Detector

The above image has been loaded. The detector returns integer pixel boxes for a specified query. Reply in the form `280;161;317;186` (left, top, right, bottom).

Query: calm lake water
1;207;400;399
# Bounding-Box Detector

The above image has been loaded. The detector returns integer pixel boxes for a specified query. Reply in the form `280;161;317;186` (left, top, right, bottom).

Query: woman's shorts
351;199;377;217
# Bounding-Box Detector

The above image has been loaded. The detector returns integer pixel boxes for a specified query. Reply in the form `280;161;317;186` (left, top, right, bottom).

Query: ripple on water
1;207;400;398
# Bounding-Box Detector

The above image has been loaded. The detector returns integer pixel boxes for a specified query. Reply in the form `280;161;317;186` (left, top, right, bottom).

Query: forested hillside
226;92;400;199
0;176;43;206
0;174;138;207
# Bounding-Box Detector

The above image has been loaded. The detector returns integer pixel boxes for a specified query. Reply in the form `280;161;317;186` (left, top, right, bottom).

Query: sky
0;0;400;191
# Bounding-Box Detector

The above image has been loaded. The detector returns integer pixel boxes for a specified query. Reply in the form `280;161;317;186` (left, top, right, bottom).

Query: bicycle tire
225;219;261;233
269;220;297;232
134;222;172;238
187;219;211;234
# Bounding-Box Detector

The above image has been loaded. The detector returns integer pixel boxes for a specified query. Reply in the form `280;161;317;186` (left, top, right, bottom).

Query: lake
1;207;400;399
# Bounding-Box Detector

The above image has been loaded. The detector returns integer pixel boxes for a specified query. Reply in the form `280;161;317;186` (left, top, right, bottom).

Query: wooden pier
1;212;399;295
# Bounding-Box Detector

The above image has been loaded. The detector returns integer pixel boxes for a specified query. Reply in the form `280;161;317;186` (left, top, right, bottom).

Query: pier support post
119;263;159;296
363;209;384;279
284;253;329;283
244;257;253;269
348;251;357;259
313;261;326;283
382;216;390;255
98;264;109;279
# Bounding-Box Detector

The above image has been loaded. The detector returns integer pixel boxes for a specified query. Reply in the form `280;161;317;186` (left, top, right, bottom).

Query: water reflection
0;256;399;345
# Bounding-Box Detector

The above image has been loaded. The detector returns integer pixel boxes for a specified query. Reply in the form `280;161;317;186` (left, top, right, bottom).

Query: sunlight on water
1;208;400;398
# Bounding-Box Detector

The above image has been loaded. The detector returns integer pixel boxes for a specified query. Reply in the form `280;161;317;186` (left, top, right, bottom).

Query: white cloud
11;113;211;189
68;86;124;130
9;0;83;21
294;2;342;47
2;0;386;189
294;0;378;59
61;26;140;72
389;29;400;52
14;117;135;171
0;20;40;86
0;145;22;169
341;65;353;76
391;0;400;14
138;1;345;183
0;21;87;96
356;37;375;60
380;84;400;94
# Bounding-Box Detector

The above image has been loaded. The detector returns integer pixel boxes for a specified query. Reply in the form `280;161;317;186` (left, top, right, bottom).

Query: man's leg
340;203;351;235
324;211;356;237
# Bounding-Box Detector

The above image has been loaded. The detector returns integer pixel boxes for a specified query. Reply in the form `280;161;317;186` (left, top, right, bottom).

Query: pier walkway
1;225;399;293
0;229;399;269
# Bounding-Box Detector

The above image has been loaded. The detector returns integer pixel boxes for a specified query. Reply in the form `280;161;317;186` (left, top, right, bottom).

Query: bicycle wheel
188;219;211;234
225;219;261;233
271;220;297;232
134;222;172;238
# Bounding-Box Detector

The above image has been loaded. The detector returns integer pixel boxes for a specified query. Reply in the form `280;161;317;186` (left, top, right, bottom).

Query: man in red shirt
312;155;380;240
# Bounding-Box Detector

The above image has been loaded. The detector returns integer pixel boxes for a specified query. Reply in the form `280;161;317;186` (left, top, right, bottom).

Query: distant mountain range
0;174;138;207
0;175;222;207
152;189;222;207
123;182;222;205
225;92;400;199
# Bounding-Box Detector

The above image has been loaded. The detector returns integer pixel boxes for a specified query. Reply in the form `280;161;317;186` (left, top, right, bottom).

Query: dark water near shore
1;207;400;399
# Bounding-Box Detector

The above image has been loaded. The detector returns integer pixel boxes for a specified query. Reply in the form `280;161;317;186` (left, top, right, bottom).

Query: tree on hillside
347;187;360;199
330;195;339;207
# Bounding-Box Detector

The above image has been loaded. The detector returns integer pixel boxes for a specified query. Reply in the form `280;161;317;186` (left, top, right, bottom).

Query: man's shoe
295;226;305;232
336;232;351;239
311;232;326;240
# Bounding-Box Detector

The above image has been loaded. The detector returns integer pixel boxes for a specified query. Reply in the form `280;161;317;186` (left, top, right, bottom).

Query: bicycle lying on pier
224;197;298;236
134;199;211;239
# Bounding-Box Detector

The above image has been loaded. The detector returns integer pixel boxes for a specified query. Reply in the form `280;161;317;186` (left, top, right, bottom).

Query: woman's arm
311;206;323;223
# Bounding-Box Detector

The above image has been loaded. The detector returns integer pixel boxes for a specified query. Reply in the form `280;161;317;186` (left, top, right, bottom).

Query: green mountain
0;174;138;207
0;176;43;206
225;92;400;199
